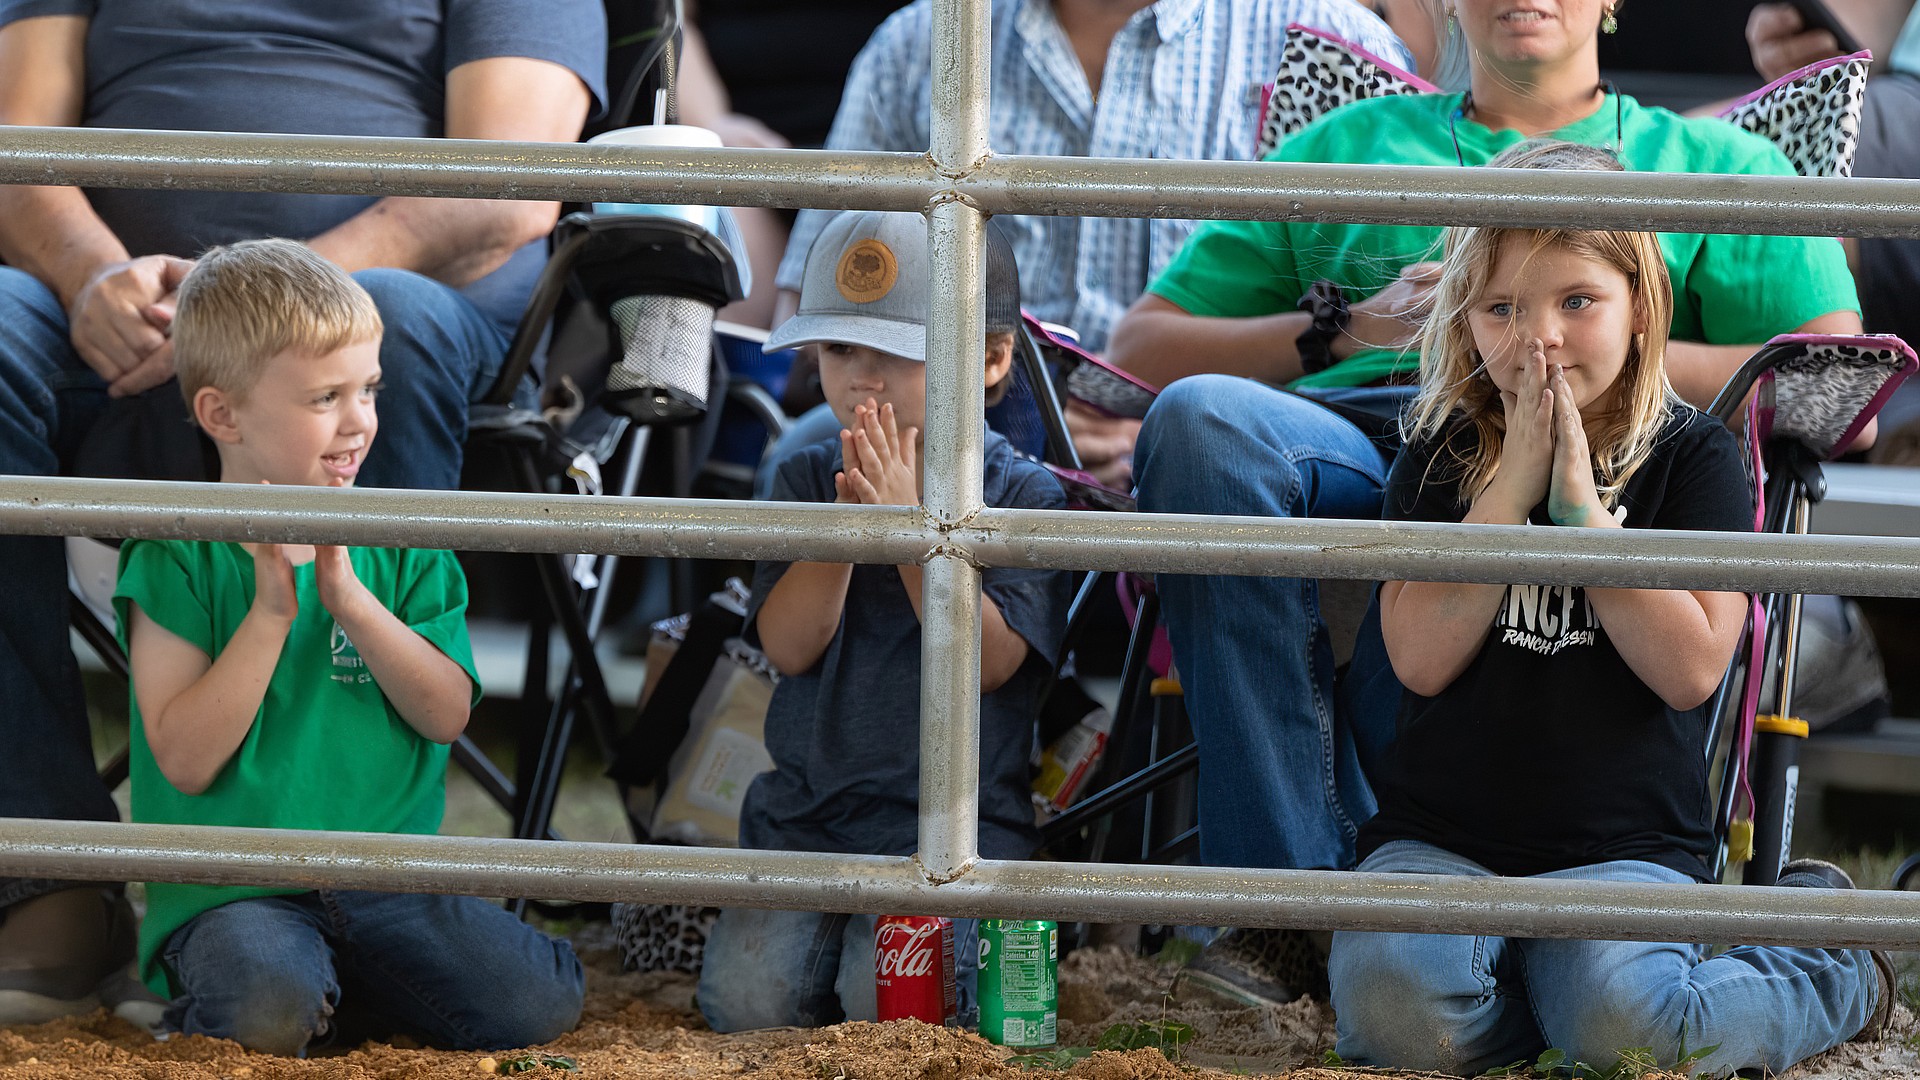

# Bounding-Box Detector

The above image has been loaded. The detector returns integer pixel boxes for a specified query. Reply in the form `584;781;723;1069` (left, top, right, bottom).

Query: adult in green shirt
1103;0;1863;1007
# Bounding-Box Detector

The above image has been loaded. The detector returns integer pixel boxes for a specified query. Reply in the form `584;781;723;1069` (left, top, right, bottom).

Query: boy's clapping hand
247;481;299;624
835;399;920;507
314;545;374;620
248;542;299;624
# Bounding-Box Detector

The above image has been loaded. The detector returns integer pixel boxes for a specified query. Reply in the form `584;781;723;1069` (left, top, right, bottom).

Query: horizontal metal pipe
7;477;1920;595
3;127;1920;238
2;819;1913;950
0;476;932;564
0;127;938;212
978;154;1920;238
971;507;1920;596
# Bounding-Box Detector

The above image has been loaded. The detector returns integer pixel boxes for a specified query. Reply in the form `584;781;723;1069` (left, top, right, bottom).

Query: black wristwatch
1294;279;1350;375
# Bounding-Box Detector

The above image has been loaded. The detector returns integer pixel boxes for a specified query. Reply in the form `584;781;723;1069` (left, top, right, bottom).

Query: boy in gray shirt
698;211;1070;1032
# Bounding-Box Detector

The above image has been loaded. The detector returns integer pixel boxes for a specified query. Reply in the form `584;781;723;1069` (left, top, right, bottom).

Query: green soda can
977;918;1059;1048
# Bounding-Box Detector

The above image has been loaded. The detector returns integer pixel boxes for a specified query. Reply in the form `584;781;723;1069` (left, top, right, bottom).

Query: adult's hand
1748;3;1845;82
1341;260;1442;358
68;254;194;395
1064;398;1140;489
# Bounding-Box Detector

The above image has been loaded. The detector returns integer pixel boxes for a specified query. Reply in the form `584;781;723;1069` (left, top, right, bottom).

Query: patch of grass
1010;1020;1197;1070
1480;1044;1715;1079
1010;1047;1094;1070
488;1054;578;1074
1095;1019;1195;1059
1824;844;1912;893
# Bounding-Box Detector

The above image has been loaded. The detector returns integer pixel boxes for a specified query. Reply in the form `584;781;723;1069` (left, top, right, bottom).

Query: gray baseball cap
765;210;1021;362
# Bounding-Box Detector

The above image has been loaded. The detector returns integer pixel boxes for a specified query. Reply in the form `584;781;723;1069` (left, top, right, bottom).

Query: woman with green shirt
1107;0;1864;1008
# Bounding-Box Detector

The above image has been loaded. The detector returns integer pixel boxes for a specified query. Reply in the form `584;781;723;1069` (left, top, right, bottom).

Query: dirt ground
0;925;1912;1080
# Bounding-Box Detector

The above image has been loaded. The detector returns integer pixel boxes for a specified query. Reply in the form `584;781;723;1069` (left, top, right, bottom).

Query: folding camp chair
1704;333;1917;885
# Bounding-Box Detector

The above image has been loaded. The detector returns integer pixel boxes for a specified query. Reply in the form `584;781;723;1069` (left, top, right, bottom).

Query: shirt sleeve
1381;427;1471;525
744;445;835;641
1683;133;1860;342
112;540;214;658
1147;120;1342;318
1645;414;1754;534
980;461;1071;673
776;8;928;292
446;0;609;119
393;548;484;705
1148;215;1307;318
0;0;89;29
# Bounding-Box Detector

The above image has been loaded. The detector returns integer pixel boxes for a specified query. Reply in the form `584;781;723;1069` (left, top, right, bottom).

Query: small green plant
1478;1043;1715;1079
493;1054;578;1074
1009;1047;1094;1070
1095;1019;1196;1060
1011;1020;1197;1069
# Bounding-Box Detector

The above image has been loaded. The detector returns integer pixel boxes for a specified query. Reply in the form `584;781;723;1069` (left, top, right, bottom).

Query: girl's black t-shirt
1361;406;1752;881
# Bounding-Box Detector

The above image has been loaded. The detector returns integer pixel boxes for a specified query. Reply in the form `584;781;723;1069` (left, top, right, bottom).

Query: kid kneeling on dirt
697;211;1071;1032
113;239;584;1056
1330;149;1891;1076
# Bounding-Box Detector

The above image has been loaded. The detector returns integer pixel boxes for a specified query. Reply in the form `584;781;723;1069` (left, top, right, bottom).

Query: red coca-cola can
874;915;956;1024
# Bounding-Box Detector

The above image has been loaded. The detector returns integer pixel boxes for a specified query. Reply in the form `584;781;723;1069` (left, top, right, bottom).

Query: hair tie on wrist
1295;280;1350;375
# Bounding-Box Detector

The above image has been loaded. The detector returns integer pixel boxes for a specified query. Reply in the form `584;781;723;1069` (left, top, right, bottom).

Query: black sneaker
1776;859;1894;1043
1776;857;1856;891
1168;927;1327;1009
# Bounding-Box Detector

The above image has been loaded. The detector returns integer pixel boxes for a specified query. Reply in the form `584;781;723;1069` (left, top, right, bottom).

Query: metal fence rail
4;0;1919;950
9;820;1918;950
3;126;1920;238
7;476;1920;597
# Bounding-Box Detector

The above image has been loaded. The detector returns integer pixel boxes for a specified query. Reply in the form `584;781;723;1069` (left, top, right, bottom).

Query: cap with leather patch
767;210;1021;362
836;238;899;303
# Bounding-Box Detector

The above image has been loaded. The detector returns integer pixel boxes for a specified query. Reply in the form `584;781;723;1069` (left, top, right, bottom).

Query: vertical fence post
917;0;991;881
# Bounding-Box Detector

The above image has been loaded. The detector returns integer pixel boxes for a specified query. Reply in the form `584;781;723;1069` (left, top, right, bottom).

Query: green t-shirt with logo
1148;92;1860;389
112;540;482;996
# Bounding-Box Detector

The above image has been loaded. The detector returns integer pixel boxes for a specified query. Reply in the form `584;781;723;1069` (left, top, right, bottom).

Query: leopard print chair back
1256;26;1868;181
1717;52;1871;179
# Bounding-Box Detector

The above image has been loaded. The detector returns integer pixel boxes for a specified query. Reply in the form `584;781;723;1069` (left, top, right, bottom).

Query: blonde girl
1328;152;1889;1077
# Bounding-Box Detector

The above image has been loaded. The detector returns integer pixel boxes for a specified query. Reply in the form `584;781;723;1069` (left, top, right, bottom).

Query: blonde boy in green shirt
113;239;582;1056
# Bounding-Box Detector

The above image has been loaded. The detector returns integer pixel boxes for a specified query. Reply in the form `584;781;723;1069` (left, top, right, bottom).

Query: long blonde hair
1404;150;1677;509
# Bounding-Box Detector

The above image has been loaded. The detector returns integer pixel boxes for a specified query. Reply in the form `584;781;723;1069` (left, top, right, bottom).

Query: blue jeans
163;890;583;1055
1133;375;1407;872
1330;841;1882;1077
698;908;982;1032
0;266;507;911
